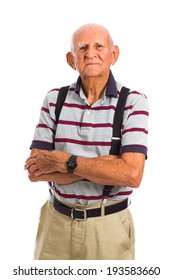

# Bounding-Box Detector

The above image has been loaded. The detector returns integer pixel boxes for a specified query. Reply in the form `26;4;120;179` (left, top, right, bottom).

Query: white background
0;0;172;275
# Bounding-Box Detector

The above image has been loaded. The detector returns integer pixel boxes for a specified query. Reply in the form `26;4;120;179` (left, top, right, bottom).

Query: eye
95;43;104;50
79;44;88;52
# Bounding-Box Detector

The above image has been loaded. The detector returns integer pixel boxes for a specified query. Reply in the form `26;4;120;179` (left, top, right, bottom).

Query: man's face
70;26;118;78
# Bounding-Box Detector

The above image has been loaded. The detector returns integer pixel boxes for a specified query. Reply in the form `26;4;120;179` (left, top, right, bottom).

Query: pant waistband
53;196;129;220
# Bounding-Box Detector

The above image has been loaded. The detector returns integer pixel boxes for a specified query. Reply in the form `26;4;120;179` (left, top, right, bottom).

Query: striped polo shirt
30;71;149;205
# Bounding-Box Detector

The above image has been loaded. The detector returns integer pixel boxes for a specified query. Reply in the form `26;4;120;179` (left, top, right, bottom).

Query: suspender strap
55;86;69;121
110;86;130;155
102;86;130;199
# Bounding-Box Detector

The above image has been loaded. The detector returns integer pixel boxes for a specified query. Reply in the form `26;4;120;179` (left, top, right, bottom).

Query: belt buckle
71;208;87;220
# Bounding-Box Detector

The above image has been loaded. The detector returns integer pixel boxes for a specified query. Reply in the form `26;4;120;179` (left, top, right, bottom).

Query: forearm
25;149;145;188
74;153;145;188
74;155;129;186
28;171;83;184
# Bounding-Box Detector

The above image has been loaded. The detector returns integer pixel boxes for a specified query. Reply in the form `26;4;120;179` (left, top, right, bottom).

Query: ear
66;52;76;70
111;45;120;65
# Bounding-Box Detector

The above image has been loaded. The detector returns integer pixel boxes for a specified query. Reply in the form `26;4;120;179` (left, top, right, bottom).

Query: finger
24;155;38;167
29;164;39;172
28;173;38;182
25;155;37;162
24;158;36;169
34;169;43;177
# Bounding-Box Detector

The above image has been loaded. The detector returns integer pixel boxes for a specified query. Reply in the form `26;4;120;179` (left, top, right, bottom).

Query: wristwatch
66;155;78;173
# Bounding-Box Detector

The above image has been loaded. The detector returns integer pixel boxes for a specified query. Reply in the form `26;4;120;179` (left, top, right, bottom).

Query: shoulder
47;83;76;101
116;81;148;108
117;81;147;98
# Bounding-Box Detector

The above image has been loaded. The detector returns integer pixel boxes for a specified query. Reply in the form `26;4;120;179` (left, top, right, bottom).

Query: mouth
85;62;99;66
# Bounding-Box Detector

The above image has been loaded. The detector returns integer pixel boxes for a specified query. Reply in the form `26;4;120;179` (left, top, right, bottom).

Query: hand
27;169;39;182
24;150;70;176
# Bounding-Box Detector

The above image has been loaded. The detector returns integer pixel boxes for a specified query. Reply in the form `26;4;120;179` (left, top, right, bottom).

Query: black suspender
55;85;130;199
55;86;70;122
110;86;130;155
102;86;130;198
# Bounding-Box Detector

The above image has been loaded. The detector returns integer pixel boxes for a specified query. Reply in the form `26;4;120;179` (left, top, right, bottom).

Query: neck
81;74;109;105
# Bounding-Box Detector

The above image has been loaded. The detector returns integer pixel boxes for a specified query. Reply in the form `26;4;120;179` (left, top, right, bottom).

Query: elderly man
25;23;149;260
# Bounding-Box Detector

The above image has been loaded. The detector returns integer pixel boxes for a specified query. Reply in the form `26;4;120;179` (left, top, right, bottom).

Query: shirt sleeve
30;90;58;150
121;90;149;158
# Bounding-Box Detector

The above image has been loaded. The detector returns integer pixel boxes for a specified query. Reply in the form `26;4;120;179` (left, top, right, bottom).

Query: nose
85;46;96;59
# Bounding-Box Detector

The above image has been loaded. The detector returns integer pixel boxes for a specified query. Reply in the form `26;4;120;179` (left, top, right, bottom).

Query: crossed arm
24;148;145;188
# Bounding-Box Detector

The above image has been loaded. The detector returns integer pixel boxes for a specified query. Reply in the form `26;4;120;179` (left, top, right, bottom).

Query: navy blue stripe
30;140;54;150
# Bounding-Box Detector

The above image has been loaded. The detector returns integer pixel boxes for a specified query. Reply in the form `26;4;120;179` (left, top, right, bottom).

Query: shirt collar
75;70;118;98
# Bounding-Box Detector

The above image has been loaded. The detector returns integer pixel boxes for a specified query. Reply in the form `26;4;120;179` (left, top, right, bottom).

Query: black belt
53;197;128;220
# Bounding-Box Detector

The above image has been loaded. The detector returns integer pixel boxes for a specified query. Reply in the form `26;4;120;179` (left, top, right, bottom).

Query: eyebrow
77;41;104;47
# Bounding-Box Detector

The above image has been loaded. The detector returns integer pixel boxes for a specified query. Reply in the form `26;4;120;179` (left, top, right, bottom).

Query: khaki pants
34;200;135;260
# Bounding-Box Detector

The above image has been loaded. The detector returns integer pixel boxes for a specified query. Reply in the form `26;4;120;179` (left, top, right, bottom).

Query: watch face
67;155;77;173
69;161;75;167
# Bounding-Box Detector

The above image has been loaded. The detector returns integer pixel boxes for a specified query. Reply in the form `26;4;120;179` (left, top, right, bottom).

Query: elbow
129;169;143;188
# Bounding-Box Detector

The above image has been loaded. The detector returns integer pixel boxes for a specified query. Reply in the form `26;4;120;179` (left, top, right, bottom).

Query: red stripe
55;189;103;200
41;107;49;113
90;105;116;111
109;190;133;197
64;102;116;111
55;138;111;146
49;102;56;107
69;87;76;91
64;103;88;109
124;105;133;110
48;87;59;92
128;110;149;117
36;124;56;133
129;91;147;98
55;189;132;201
48;87;75;93
122;128;148;135
58;120;113;128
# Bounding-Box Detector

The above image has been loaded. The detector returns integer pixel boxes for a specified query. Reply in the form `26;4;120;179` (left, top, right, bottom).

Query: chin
83;69;102;77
